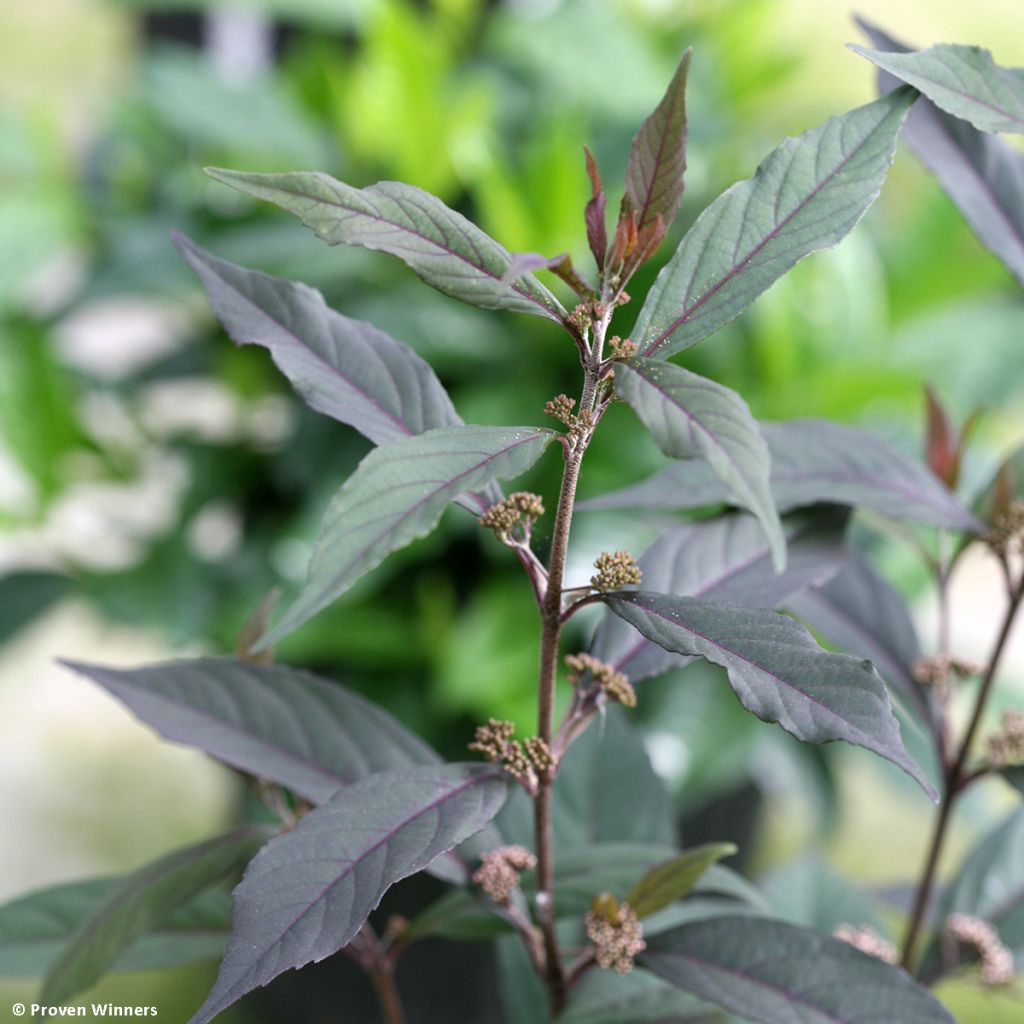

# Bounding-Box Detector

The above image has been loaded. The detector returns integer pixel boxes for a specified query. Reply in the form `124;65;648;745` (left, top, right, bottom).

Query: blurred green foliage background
1;1;1023;1020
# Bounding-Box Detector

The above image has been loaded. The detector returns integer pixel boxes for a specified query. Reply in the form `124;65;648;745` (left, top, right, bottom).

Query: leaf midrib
644;114;884;355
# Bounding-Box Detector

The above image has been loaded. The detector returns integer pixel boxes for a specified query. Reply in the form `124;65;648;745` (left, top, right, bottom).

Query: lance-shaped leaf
625;48;692;235
580;419;981;533
62;659;441;805
173;234;461;443
615;359;785;569
205;169;567;324
603;592;935;798
639;916;955;1024
188;764;508;1024
261;425;556;646
589;511;847;686
634;89;914;358
173;235;500;514
0;879;231;978
850;42;1024;135
786;551;935;730
40;828;271;1006
558;968;710;1024
627;844;738;919
858;21;1024;288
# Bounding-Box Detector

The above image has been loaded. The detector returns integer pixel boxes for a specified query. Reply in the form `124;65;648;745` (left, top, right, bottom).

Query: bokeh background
2;0;1023;1020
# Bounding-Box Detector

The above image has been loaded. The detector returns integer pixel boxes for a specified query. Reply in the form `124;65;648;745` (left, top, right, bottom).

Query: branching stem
900;567;1024;971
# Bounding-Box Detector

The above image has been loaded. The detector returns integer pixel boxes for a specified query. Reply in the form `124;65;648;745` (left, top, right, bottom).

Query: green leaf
0;879;230;978
557;968;710;1024
634;89;914;358
188;764;508;1024
205;169;567;324
261;424;557;646
850;43;1024;135
604;592;936;799
626;843;738;919
40;827;271;1006
590;511;847;686
615;359;785;569
62;658;440;805
625;48;692;234
580;419;981;534
639;916;955;1024
857;19;1024;288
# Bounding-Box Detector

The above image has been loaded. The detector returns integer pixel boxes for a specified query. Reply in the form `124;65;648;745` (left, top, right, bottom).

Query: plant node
585;895;645;974
987;499;1024;555
607;336;638;361
591;550;642;592
985;709;1024;767
565;653;636;708
911;654;983;687
479;492;545;539
472;846;537;905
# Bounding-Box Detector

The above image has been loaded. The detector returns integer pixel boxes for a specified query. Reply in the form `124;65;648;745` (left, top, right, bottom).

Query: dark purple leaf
604;592;935;798
262;425;556;646
857;19;1024;287
579;419;981;533
615;359;785;569
590;511;848;686
40;828;271;1006
640;916;955;1024
634;89;914;358
786;551;936;734
188;764;508;1024
849;42;1024;135
62;659;441;805
0;878;232;978
205;169;567;325
625;48;692;235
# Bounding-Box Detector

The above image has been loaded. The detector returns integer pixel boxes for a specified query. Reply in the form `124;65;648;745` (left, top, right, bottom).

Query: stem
532;314;608;1015
367;959;406;1024
357;924;407;1024
900;569;1024;971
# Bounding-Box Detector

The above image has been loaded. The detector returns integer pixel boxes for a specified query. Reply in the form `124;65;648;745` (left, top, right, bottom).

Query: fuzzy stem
532;320;607;1014
900;568;1024;971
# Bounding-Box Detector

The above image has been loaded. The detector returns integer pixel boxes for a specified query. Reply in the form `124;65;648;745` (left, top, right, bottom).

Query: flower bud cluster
986;709;1024;767
988;499;1024;556
832;924;897;964
479;492;545;538
945;914;1015;987
566;653;636;708
585;898;646;975
468;719;553;788
544;394;576;425
472;845;537;904
591;550;642;592
568;304;593;332
911;654;983;687
607;336;638;360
